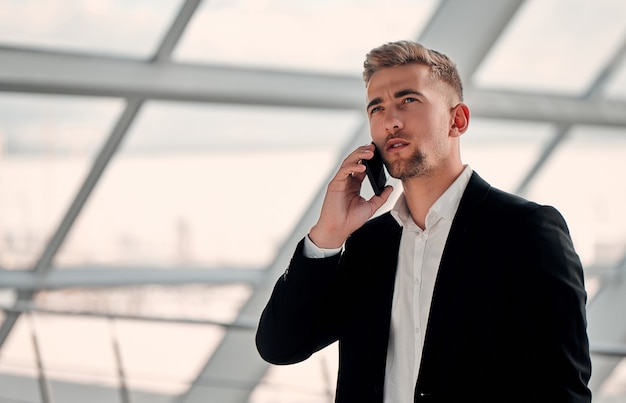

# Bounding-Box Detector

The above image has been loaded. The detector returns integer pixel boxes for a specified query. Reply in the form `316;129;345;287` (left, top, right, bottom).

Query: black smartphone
362;144;387;196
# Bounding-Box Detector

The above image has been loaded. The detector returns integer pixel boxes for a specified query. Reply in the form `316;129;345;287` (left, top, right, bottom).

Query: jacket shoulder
351;212;399;239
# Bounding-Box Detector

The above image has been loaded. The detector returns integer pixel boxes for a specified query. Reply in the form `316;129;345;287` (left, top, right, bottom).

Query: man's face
366;63;457;181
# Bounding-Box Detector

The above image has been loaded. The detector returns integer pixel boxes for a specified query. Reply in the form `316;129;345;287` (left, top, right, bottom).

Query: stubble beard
383;149;430;181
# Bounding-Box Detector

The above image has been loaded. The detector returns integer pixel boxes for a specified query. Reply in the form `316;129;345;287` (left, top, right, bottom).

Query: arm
309;143;393;248
255;239;343;365
256;144;393;365
522;205;592;402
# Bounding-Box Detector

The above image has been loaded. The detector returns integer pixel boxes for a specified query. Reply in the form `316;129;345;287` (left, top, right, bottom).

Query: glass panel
525;125;626;268
597;357;626;402
250;342;338;403
31;314;120;390
122;102;361;152
0;315;47;403
461;118;554;193
0;371;41;403
604;54;626;100
0;289;17;307
0;309;226;398
0;94;123;270
474;0;626;95
174;0;439;75
0;0;185;58
33;285;244;396
35;284;251;324
115;320;224;396
585;276;602;303
54;102;360;268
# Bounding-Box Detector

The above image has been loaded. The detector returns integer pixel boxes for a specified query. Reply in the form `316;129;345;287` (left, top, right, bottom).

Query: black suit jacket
256;172;592;402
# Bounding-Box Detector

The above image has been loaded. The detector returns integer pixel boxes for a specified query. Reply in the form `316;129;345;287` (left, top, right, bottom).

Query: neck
401;164;465;229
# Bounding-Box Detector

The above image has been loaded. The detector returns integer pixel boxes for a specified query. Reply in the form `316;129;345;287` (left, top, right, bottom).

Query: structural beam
0;47;363;110
418;0;525;82
0;267;263;290
464;89;626;128
2;48;626;128
0;302;257;330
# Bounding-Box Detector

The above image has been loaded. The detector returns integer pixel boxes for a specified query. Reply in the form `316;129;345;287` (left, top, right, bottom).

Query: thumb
367;185;394;214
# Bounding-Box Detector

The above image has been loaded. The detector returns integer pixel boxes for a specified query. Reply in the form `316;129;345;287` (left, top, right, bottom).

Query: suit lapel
350;214;402;391
416;172;491;388
369;216;403;373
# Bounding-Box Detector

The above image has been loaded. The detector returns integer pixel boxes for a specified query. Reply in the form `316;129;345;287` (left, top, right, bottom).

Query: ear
450;103;470;137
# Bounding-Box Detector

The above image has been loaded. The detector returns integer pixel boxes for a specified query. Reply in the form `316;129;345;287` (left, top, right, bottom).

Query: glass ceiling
474;0;626;95
526;125;626;268
0;0;185;58
1;0;626;402
174;0;439;74
0;94;122;270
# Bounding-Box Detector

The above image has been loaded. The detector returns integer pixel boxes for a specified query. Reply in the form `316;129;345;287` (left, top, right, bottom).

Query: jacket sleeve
255;238;345;365
521;205;592;402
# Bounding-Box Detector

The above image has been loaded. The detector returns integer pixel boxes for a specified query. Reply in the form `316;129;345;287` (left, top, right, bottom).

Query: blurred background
0;0;625;402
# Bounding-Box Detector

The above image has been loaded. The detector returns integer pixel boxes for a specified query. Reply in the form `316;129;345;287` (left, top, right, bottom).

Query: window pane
36;284;251;324
0;0;184;58
174;0;439;75
54;102;360;268
0;94;123;269
474;0;626;95
604;54;626;101
0;315;50;402
461;118;554;193
250;342;338;402
525;125;626;268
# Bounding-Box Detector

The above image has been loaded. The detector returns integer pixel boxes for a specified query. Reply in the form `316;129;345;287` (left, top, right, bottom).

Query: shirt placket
413;228;427;379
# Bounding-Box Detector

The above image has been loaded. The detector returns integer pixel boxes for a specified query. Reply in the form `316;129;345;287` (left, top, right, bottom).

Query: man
256;40;591;402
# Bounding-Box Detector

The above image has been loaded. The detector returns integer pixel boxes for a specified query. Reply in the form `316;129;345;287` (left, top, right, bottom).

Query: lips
385;138;409;151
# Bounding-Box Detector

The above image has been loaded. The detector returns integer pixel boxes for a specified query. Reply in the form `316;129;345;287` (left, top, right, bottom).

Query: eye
369;106;383;115
403;97;418;104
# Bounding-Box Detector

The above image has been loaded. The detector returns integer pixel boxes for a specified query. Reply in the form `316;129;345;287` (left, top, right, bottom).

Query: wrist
309;224;347;249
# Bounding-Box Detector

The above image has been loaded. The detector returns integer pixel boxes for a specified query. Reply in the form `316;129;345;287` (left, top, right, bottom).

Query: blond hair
363;40;464;102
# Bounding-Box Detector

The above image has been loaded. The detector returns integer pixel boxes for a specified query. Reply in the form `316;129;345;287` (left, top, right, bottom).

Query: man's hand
309;144;393;249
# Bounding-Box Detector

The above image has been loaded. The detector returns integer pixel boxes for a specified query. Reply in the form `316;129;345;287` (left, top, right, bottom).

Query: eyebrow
366;88;424;111
395;88;423;98
366;97;382;112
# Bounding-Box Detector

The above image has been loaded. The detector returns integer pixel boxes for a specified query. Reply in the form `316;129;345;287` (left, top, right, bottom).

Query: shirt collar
390;165;473;229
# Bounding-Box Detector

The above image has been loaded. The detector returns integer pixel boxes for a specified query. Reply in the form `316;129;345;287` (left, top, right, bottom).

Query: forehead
366;63;433;100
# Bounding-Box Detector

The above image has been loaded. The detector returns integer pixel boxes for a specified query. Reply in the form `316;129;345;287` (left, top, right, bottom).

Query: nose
384;109;403;133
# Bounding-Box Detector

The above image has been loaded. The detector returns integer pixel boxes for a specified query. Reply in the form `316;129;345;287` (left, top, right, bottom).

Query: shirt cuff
303;234;343;258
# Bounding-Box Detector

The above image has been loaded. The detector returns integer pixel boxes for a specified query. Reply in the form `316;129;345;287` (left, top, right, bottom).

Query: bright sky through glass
0;0;183;58
174;0;439;74
474;0;626;95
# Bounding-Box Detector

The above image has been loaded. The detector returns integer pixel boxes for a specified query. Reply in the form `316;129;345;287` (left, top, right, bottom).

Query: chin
385;153;427;180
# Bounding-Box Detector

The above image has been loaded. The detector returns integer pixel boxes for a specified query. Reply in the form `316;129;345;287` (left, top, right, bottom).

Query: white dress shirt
383;165;472;402
304;165;472;402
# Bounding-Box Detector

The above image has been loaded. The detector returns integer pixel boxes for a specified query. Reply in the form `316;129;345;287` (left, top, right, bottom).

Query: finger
367;185;394;212
358;143;376;161
329;145;374;187
337;158;367;179
341;145;374;172
343;144;375;165
340;163;366;179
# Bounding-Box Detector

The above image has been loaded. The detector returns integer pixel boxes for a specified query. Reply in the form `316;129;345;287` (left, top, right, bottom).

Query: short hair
363;40;464;102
